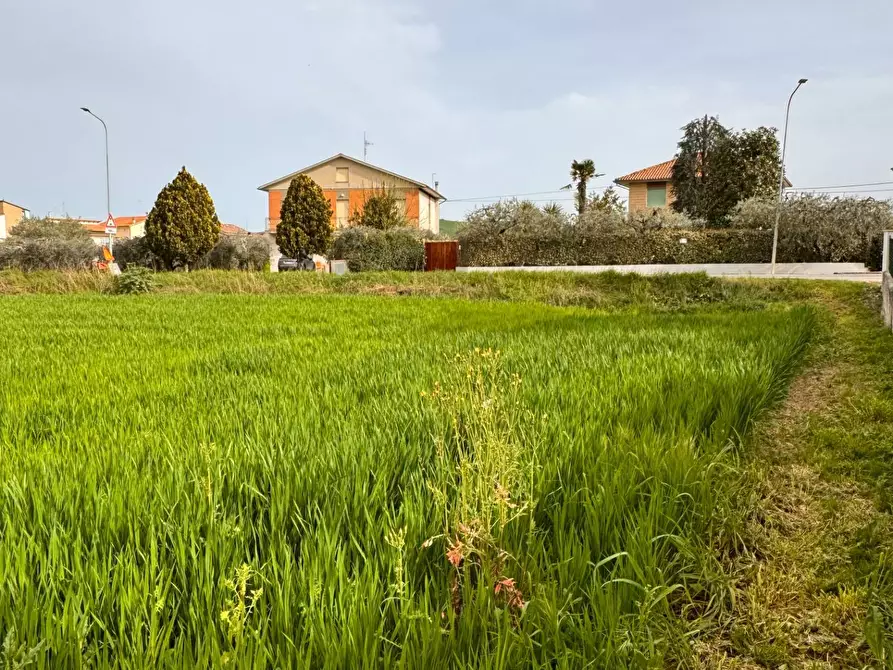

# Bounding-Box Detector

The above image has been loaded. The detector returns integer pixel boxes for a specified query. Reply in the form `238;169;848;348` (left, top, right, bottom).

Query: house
614;159;678;213
0;200;30;239
59;215;147;245
616;158;792;213
52;216;245;245
258;154;444;234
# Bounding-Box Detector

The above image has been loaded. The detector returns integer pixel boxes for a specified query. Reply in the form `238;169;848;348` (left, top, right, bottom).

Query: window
335;200;349;228
335;167;349;184
646;183;667;208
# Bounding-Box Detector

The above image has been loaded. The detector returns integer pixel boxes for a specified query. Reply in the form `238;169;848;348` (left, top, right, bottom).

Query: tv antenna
364;132;373;161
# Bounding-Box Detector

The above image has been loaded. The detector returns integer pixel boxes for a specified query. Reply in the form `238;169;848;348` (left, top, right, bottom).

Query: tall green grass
0;295;813;667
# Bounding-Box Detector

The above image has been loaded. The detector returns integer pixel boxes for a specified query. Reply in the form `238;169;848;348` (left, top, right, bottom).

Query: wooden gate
424;241;459;272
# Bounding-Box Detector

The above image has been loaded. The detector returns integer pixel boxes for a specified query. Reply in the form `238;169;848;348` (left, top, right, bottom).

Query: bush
198;235;271;271
0;239;99;271
114;266;155;294
0;217;98;271
459;226;773;267
458;196;893;268
9;217;93;242
113;237;158;270
730;195;893;269
330;227;434;272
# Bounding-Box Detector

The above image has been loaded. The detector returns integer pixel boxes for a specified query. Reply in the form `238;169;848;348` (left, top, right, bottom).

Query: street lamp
80;107;112;251
771;78;808;276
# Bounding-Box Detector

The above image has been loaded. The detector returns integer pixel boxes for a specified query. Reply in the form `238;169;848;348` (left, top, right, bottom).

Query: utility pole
771;79;808;276
80;107;114;253
364;132;373;161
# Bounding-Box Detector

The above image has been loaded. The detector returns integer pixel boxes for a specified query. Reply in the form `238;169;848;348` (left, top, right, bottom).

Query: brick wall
626;181;676;213
628;183;648;212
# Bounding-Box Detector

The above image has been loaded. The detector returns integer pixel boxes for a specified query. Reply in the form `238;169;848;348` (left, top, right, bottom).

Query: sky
2;0;892;230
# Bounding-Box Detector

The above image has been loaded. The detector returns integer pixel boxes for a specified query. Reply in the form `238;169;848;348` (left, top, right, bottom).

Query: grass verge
696;282;893;668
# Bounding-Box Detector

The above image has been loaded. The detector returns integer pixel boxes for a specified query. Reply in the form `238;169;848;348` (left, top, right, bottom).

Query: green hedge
456;196;891;268
459;229;777;266
330;227;435;272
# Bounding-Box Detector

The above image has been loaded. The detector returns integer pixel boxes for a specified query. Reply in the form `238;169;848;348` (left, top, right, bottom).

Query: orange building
258;154;444;234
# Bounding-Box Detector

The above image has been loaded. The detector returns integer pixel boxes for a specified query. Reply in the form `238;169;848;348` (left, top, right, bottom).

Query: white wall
418;192;440;234
0;214;6;239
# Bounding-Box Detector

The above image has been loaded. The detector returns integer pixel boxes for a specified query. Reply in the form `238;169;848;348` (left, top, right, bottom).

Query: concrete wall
458;263;876;280
0;214;5;239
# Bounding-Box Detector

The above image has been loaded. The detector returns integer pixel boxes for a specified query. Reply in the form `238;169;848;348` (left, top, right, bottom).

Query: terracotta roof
615;159;677;184
80;218;245;235
220;223;248;235
616;157;793;187
258;153;445;200
114;215;146;226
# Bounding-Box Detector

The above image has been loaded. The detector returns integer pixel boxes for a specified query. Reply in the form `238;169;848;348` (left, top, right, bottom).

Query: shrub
198;235;271;271
459;196;892;268
277;175;333;258
349;189;408;230
459;226;773;267
625;207;704;233
114;266;155;295
730;195;893;268
9;217;93;242
0;239;99;271
330;226;434;271
112;237;158;270
0;218;98;271
145;167;220;269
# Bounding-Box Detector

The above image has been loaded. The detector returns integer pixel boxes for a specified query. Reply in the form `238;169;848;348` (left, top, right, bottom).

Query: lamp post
80;107;113;252
771;79;808;276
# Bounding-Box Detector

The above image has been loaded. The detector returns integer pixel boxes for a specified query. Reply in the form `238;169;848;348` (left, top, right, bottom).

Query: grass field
0;292;816;668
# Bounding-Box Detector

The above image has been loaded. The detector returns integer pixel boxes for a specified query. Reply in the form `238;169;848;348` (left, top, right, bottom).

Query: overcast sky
2;0;892;229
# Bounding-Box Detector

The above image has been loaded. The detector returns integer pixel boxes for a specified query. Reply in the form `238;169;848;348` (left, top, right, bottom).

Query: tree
671;116;781;224
588;186;626;216
566;160;604;215
734;127;783;200
145;167;220;269
276;174;333;258
541;202;564;218
349;187;407;230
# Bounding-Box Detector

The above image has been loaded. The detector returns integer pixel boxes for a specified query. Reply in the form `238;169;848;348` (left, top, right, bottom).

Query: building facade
614;159;678;213
259;154;444;234
0;200;30;239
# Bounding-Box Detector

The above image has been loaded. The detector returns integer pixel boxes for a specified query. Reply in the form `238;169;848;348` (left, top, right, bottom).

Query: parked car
278;256;315;272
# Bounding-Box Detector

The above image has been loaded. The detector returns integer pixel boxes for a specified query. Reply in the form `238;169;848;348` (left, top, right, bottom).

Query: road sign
104;214;117;235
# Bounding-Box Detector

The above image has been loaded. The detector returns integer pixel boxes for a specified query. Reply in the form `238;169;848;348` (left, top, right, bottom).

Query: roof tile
615;159;676;184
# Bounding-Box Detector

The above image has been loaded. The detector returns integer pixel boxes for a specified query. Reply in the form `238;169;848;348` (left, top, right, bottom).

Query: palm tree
566;160;604;215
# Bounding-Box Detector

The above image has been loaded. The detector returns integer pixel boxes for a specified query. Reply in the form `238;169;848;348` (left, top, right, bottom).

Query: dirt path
696;286;893;668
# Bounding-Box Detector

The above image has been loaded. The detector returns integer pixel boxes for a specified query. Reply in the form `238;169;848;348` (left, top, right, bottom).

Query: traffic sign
104;214;117;235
